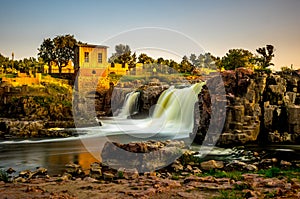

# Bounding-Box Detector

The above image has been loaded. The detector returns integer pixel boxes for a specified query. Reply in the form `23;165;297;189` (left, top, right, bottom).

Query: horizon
1;0;300;69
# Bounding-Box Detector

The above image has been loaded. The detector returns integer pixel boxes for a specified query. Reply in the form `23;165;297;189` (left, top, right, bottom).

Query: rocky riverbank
0;118;76;139
104;69;300;146
1;140;300;198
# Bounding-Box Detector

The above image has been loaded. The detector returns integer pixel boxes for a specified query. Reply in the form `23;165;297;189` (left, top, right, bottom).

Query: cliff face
194;69;300;145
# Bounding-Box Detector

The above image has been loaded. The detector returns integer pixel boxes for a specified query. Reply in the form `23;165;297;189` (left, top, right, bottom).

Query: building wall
75;45;109;92
78;46;107;68
107;63;129;75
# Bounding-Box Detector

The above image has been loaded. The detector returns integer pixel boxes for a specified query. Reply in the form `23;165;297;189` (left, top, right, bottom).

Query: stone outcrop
194;68;300;145
101;140;185;173
0;119;75;138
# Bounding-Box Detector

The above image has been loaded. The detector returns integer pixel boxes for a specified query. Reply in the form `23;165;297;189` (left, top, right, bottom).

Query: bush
0;169;9;182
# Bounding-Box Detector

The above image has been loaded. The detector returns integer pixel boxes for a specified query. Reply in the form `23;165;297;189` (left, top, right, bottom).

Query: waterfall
151;82;206;133
111;82;205;139
117;91;140;119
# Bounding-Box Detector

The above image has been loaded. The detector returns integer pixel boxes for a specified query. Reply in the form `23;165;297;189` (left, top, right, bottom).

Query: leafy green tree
221;49;255;70
256;45;274;69
128;52;136;69
157;57;165;64
38;38;55;73
189;53;200;67
53;34;77;74
198;54;205;68
38;34;77;74
179;55;193;73
0;53;9;73
169;59;179;73
138;53;154;64
203;53;215;69
109;44;132;64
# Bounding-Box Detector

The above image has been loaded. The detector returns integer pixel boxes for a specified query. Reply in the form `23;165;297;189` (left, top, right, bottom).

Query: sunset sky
0;0;300;69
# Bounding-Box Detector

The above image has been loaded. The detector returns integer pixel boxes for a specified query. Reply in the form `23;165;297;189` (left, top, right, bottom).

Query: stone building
74;44;109;91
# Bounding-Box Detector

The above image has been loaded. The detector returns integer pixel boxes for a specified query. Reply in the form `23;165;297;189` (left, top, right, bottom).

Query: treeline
0;54;44;74
108;44;275;74
0;33;276;76
0;34;77;75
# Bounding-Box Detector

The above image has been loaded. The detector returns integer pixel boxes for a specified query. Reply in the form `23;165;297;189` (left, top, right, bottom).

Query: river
1;82;299;175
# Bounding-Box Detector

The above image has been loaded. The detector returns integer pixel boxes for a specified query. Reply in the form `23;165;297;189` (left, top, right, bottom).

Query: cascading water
117;91;140;119
151;82;206;134
106;82;206;139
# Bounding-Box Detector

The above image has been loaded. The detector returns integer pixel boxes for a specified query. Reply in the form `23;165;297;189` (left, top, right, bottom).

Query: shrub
0;169;9;182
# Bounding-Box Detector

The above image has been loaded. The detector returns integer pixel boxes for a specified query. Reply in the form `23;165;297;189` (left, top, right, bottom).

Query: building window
98;53;103;63
84;52;89;62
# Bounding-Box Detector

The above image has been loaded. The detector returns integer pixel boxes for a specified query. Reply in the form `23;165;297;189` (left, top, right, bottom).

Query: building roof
76;43;109;48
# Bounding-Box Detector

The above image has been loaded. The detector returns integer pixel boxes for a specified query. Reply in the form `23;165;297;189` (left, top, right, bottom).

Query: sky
0;0;300;69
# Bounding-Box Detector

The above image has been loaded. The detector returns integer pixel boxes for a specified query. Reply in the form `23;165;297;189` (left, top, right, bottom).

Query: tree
109;44;132;64
53;34;77;74
128;52;136;69
180;55;193;73
169;60;179;73
38;38;55;73
138;53;154;64
211;55;222;70
189;53;200;67
0;53;9;73
203;53;215;69
221;49;255;70
256;45;274;69
38;34;77;74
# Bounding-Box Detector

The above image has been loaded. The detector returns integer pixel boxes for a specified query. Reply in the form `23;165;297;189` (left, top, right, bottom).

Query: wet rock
200;160;224;170
117;168;139;180
170;160;184;172
83;176;98;182
280;160;292;167
6;167;16;174
103;172;115;180
101;140;184;173
19;170;32;178
89;162;102;179
226;160;258;171
14;177;27;183
59;173;72;181
65;163;85;177
192;167;202;174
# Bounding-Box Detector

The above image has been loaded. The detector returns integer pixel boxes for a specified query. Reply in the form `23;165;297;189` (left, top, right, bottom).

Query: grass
171;174;180;180
258;167;281;178
256;166;300;181
198;170;244;181
117;171;124;179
